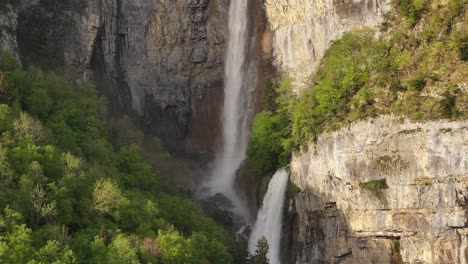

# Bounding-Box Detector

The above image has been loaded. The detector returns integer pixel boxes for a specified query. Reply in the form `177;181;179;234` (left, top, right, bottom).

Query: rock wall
263;0;390;85
0;3;19;61
288;116;468;263
17;0;229;155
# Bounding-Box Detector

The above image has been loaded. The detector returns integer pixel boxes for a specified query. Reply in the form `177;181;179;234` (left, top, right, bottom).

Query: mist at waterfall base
204;0;253;222
249;169;289;264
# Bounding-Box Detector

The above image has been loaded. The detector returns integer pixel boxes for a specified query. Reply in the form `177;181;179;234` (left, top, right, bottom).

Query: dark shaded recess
460;35;468;61
89;0;133;116
142;100;188;155
17;0;86;70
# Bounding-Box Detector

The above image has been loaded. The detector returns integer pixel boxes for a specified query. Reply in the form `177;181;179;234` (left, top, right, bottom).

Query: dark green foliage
439;87;460;118
251;237;270;264
459;35;468;61
0;52;233;263
247;76;294;173
405;73;427;92
396;0;427;27
247;111;290;173
287;181;301;200
391;239;403;263
231;234;251;264
360;179;389;198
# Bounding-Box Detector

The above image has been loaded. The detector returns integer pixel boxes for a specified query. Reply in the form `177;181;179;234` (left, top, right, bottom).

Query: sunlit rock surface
264;0;390;85
289;116;468;263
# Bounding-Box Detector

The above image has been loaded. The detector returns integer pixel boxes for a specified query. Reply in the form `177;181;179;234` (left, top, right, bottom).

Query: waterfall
206;0;253;221
249;169;289;264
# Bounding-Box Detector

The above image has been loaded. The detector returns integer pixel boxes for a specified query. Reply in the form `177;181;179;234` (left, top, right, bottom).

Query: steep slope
0;54;234;263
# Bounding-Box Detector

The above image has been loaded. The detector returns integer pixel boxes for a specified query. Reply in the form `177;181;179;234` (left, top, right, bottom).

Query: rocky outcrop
0;3;19;61
288;116;468;263
263;0;390;85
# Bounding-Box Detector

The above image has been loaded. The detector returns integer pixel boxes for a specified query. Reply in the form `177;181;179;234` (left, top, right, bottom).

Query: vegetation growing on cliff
0;52;235;263
360;179;389;199
248;0;467;173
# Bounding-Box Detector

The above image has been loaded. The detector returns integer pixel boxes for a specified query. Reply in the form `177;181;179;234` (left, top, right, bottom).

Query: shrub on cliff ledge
291;29;386;143
247;111;290;173
360;179;389;198
247;76;294;173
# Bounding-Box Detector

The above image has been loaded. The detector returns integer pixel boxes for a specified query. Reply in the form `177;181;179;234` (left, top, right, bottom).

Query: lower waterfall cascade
248;169;289;264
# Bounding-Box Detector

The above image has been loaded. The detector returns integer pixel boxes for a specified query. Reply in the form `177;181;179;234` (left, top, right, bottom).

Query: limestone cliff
287;116;468;263
263;0;390;85
16;0;229;154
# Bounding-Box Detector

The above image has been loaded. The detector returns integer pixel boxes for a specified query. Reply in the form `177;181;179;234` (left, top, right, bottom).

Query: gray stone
0;4;19;62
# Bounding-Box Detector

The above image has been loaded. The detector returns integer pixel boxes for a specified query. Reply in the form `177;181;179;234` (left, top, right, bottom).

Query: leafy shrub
439;88;460;118
287;182;301;200
247;111;290;173
360;179;389;198
396;0;427;27
247;76;294;173
291;29;385;142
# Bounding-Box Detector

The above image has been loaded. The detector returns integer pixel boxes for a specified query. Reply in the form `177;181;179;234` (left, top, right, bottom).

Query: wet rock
200;193;246;231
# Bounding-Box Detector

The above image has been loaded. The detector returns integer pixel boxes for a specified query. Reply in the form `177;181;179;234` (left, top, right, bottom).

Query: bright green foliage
248;0;467;171
292;29;386;143
157;227;193;264
156;228;232;264
92;178;126;216
247;76;294;173
247;111;290;173
0;52;233;263
29;240;77;264
0;207;33;264
107;234;139;264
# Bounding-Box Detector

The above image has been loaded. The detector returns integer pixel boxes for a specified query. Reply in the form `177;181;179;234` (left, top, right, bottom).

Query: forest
0;53;252;263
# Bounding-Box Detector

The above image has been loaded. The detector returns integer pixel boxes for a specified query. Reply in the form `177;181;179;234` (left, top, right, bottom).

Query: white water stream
248;169;289;264
206;0;253;221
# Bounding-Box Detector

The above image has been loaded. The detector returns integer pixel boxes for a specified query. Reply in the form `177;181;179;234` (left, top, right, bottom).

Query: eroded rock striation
263;0;390;85
0;3;19;61
288;116;468;263
17;0;229;154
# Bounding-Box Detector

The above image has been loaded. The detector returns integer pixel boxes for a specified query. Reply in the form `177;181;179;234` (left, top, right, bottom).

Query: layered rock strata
288;116;468;263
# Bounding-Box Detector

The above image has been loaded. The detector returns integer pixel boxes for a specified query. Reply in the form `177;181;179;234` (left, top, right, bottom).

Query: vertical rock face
0;3;19;61
288;116;468;263
263;0;390;84
17;0;229;154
